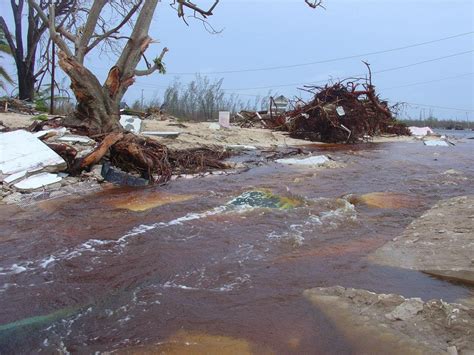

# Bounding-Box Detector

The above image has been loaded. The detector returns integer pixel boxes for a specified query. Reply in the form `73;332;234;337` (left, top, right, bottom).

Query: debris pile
274;78;410;143
0;98;36;115
1;116;232;202
234;111;272;128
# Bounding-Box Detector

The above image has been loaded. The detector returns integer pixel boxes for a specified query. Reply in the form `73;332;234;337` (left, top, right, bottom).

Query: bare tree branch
85;0;142;55
176;0;219;19
305;0;325;9
75;0;107;62
0;17;17;57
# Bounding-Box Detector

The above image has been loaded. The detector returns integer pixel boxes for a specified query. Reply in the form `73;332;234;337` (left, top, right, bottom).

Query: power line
222;49;474;91
381;72;474;90
391;101;474;112
135;70;474;100
168;31;474;75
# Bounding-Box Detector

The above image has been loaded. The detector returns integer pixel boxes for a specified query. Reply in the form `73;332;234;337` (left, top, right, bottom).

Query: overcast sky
3;0;474;120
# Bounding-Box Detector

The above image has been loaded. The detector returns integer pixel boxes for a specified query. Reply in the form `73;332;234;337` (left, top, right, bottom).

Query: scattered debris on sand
235;66;410;143
304;286;474;354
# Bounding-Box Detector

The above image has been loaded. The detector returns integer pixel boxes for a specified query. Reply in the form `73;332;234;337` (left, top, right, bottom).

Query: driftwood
80;132;123;168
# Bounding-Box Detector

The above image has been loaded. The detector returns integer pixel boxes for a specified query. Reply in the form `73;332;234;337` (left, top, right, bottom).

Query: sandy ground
0;112;421;150
141;119;313;149
369;195;474;287
304;286;474;354
0;112;35;129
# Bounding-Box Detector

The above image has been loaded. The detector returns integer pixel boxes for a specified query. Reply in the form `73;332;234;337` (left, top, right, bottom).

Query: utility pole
141;89;144;110
50;42;56;115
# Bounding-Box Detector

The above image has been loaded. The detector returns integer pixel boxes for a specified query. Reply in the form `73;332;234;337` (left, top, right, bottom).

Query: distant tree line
131;75;275;121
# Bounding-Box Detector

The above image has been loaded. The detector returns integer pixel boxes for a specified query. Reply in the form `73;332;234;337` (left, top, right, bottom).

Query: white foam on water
266;199;357;246
0;263;30;275
40;256;56;268
118;205;228;244
0;200;258;279
0;282;18;293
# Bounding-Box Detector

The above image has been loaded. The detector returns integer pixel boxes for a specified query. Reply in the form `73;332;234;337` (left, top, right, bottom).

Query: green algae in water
0;306;80;339
228;190;303;210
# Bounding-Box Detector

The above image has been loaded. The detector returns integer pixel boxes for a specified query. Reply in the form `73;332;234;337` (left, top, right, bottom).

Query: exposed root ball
109;134;231;184
110;133;172;184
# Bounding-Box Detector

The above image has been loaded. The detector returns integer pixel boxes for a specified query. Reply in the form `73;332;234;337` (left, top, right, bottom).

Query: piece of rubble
33;127;67;139
208;122;221;131
304;286;474;354
3;170;28;184
119;115;142;133
385;298;424;320
409;126;434;136
369;196;474;282
0;130;66;178
225;145;257;151
276;155;330;166
142;131;181;139
57;135;95;145
13;172;63;191
424;140;449;147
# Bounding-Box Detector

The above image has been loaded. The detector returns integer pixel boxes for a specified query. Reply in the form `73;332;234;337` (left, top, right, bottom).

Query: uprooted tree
28;0;324;135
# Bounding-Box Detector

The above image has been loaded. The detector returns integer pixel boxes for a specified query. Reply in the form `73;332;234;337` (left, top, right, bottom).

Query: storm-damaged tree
29;0;324;134
0;0;75;101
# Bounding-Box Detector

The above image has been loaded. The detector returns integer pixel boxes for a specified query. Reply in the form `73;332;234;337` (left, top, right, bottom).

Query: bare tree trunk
16;61;36;101
58;52;122;133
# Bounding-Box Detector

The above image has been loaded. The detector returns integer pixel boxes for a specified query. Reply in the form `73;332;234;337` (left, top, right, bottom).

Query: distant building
271;95;289;114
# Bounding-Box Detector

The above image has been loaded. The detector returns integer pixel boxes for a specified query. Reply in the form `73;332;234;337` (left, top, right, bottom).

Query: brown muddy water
1;139;473;353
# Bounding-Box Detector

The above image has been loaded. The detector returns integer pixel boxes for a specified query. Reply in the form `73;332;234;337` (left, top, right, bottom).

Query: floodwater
1;138;473;353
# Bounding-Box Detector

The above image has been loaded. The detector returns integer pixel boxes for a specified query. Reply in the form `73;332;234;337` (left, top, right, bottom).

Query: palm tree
0;28;14;93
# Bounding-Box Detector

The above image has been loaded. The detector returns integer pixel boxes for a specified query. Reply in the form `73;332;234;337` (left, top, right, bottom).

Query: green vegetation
0;28;14;93
155;75;274;121
31;114;49;121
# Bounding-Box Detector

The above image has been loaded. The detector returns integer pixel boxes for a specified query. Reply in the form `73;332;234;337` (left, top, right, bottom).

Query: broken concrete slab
409;126;434;136
141;131;181;139
33;127;67;139
422;270;474;287
304;286;474;354
276;155;330;166
57;135;95;145
385;298;424;321
424;140;449;147
13;172;62;191
225;144;257;151
3;170;28;184
0;130;67;178
369;196;474;282
119;115;142;133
